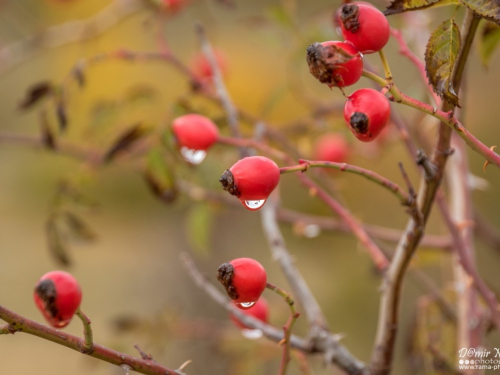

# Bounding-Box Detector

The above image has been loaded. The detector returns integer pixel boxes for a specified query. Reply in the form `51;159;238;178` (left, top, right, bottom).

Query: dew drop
241;199;266;211
241;328;263;340
180;146;206;165
303;224;321;238
236;302;256;309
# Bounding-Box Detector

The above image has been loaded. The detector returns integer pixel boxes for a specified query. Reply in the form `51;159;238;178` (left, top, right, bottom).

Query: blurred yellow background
1;0;500;374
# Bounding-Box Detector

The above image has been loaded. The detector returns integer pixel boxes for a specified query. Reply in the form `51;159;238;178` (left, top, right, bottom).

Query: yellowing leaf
385;0;459;15
479;21;500;67
459;0;500;25
425;20;461;107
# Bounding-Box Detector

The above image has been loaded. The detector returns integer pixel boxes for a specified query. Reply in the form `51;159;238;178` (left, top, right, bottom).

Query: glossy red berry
217;258;267;308
219;156;280;211
172;114;219;162
340;3;390;54
191;50;228;83
306;41;363;88
343;88;390;142
313;133;350;163
230;298;269;329
33;271;82;328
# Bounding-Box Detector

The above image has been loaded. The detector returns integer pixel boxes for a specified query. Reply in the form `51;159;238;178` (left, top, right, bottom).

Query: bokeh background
1;0;500;374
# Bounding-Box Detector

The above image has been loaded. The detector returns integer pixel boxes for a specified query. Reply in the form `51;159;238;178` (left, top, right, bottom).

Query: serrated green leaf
425;20;461;107
185;204;212;257
144;148;177;203
385;0;459;15
459;0;500;25
479;21;500;66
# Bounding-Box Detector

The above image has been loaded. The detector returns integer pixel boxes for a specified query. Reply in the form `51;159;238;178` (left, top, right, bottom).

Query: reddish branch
0;305;178;375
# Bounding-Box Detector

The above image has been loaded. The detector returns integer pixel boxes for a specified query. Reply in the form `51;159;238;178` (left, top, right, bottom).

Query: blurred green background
1;0;500;374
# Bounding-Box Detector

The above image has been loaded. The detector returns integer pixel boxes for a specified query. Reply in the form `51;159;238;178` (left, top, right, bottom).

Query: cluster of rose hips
307;2;392;142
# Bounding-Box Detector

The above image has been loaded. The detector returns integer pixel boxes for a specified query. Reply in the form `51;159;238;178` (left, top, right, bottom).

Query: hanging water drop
237;301;256;309
303;224;321;238
180;146;207;165
241;199;266;211
241;328;263;340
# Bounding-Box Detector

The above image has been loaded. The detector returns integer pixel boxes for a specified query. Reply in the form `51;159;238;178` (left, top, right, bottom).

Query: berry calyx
219;156;280;211
340;3;390;54
172;114;219;151
33;271;82;328
306;41;363;88
343;88;391;142
230;298;269;329
217;258;267;307
313;133;350;163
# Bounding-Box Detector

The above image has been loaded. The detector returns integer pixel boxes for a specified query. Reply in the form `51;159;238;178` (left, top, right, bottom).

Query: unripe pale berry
172;114;219;151
230;298;269;329
313;133;350;163
33;271;82;328
306;41;363;88
217;258;267;308
219;156;280;211
343;88;390;142
340;3;390;54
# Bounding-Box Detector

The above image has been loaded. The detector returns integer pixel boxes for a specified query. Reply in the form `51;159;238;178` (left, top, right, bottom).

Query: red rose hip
306;41;363;88
230;298;269;329
313;133;350;163
172;114;219;164
343;88;390;142
340;3;390;54
219;156;280;211
217;258;267;308
33;271;82;328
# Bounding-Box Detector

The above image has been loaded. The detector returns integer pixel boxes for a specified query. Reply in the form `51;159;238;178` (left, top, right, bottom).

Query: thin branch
281;160;411;205
0;305;178;375
0;0;144;73
179;252;367;374
75;308;94;354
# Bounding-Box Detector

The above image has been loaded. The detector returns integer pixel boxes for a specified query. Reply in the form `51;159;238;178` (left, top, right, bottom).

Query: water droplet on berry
180;146;206;164
237;302;256;309
242;200;266;211
241;328;263;340
303;224;321;238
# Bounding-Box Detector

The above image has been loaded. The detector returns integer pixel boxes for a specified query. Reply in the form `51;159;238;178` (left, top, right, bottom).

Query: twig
0;0;145;73
266;282;300;375
179;252;366;374
75;308;94;354
281;160;411;206
0;305;177;375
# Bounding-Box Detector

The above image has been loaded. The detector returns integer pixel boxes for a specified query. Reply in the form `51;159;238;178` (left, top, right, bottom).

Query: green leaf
144;148;177;203
425;19;461;107
62;211;97;242
19;82;54;110
459;0;500;25
385;0;459;15
479;21;500;66
185;204;213;256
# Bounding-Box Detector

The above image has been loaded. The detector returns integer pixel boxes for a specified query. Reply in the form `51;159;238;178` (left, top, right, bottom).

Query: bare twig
0;305;177;375
75;308;94;354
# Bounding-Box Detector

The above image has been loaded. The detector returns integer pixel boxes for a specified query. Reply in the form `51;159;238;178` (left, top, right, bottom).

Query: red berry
306;41;363;88
219;156;280;211
230;298;269;329
33;271;82;328
343;88;390;142
313;133;350;163
340;3;390;54
162;0;188;13
191;50;228;83
217;258;267;307
172;114;219;151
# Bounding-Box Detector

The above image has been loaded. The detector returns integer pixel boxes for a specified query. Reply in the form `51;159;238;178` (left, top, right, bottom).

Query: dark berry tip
219;169;240;197
216;262;239;300
340;3;360;32
350;112;369;134
35;279;58;318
